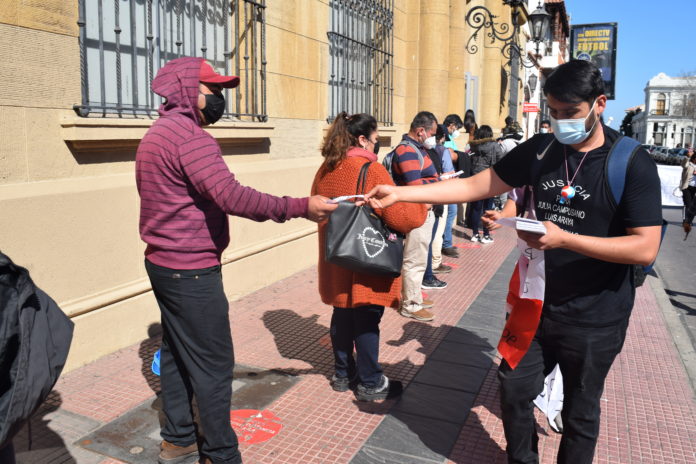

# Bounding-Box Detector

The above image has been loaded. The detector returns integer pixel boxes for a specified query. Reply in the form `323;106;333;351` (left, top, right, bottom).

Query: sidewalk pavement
11;225;696;464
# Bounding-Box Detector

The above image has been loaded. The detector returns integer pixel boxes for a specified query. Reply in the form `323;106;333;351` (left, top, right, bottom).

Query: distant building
633;72;696;148
523;0;570;136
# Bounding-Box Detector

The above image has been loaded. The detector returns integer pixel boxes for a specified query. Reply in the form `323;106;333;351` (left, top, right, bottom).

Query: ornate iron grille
74;0;267;121
327;0;394;125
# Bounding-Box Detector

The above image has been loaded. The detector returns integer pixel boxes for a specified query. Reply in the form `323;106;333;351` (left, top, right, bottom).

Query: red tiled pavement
43;224;696;463
447;262;696;463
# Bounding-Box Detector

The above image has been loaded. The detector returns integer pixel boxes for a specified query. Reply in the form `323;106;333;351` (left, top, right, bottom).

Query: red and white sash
497;239;545;369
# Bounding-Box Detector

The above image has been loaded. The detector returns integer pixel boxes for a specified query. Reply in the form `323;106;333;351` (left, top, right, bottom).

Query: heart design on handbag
358;227;387;258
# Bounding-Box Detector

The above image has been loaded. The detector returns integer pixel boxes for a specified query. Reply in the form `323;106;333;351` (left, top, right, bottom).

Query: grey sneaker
470;235;481;242
433;264;452;274
355;375;403;402
421;277;447;290
400;308;434;321
330;373;357;392
481;235;494;244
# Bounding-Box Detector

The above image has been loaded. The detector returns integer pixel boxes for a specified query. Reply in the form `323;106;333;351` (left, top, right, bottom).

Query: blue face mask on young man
550;99;598;145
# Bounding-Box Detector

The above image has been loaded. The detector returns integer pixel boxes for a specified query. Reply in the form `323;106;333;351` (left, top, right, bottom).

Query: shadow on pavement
262;308;506;461
138;323;163;395
13;392;77;464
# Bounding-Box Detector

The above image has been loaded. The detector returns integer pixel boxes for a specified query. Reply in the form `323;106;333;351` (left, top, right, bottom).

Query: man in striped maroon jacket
136;57;336;464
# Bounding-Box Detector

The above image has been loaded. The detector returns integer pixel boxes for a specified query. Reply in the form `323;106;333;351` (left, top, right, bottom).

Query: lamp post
465;1;551;119
528;73;538;93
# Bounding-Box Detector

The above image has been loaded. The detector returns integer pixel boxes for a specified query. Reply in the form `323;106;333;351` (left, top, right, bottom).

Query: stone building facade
1;0;527;370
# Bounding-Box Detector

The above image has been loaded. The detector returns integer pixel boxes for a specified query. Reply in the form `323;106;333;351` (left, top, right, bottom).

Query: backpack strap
400;139;424;170
603;136;667;274
605;135;641;207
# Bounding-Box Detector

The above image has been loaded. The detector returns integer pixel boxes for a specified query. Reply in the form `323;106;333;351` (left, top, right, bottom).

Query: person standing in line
468;125;503;243
459;110;479;227
421;124;450;288
364;59;663;464
312;112;426;401
441;114;463;259
680;147;696;233
136;57;337;464
389;112;440;322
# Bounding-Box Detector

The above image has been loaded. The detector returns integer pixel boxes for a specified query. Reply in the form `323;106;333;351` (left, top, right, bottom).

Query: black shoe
355;375;403;402
433;264;452;274
441;247;460;258
331;373;357;392
421;277;447;289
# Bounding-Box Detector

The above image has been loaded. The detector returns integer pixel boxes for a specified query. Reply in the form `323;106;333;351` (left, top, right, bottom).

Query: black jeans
682;186;696;224
145;260;242;464
498;316;630;464
0;441;15;464
470;198;494;236
330;305;384;387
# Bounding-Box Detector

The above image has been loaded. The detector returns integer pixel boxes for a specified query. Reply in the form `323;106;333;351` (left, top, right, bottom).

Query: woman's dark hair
321;112;377;171
475;125;493;140
436;124;449;144
443;114;463;128
540;119;551;126
464;109;477;136
543;60;605;104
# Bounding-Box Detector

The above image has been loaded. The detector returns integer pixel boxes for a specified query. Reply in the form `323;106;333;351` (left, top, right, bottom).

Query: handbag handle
356;161;371;195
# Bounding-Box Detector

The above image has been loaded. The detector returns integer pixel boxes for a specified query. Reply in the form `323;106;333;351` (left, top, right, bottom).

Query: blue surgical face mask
550;100;598;145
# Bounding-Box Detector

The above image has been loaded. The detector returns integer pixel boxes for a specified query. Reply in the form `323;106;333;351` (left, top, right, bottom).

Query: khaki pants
401;210;435;313
431;205;449;269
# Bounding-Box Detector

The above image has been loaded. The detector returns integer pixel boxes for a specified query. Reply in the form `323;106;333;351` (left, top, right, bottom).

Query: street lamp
465;1;551;118
528;2;552;56
528;73;538;93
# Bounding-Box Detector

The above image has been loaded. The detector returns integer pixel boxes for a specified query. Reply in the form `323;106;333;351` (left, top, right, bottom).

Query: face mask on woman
451;129;461;139
550;99;598;145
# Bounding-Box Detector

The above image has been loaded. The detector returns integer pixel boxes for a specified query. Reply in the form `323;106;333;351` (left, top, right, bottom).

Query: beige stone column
448;0;467;119
479;0;506;131
417;0;449;121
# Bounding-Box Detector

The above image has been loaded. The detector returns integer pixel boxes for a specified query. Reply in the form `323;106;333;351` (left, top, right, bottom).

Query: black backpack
0;252;74;447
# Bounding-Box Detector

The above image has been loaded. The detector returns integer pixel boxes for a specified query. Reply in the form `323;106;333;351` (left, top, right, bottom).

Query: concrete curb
648;270;696;399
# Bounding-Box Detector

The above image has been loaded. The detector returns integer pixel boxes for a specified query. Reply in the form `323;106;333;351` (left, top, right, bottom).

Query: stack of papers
496;217;547;235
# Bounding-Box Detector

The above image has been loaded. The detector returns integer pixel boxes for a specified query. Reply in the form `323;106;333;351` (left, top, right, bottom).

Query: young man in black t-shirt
364;60;663;464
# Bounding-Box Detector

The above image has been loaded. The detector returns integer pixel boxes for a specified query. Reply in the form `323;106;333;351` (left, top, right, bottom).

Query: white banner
657;165;683;206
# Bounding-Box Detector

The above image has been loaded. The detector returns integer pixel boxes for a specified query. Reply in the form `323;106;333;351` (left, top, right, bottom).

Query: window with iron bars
327;0;394;125
74;0;267;122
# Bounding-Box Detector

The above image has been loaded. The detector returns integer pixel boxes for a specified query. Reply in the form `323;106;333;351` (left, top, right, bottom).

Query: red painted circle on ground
230;409;283;444
443;262;460;269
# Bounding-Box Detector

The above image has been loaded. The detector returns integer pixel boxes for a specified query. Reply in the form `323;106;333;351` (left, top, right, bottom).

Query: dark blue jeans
423;215;441;281
145;260;242;464
470;198;493;236
330;305;385;387
498;316;630;464
442;204;458;248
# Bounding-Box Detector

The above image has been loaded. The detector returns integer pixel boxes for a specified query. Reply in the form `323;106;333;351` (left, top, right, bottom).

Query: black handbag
325;161;404;277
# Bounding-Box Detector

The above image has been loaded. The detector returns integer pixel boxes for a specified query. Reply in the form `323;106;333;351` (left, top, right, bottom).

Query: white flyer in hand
496;217;547;235
327;194;365;204
440;170;464;180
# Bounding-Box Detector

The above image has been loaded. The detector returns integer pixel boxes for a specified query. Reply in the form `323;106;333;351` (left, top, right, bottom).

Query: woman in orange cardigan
312;112;427;401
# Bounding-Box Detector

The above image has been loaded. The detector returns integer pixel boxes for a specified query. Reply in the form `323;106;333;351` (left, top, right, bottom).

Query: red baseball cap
200;61;239;88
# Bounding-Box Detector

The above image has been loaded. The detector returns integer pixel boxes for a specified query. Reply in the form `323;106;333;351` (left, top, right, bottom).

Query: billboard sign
570;23;618;100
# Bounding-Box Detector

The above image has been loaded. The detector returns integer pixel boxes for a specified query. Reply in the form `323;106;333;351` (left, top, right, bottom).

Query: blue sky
565;0;696;129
